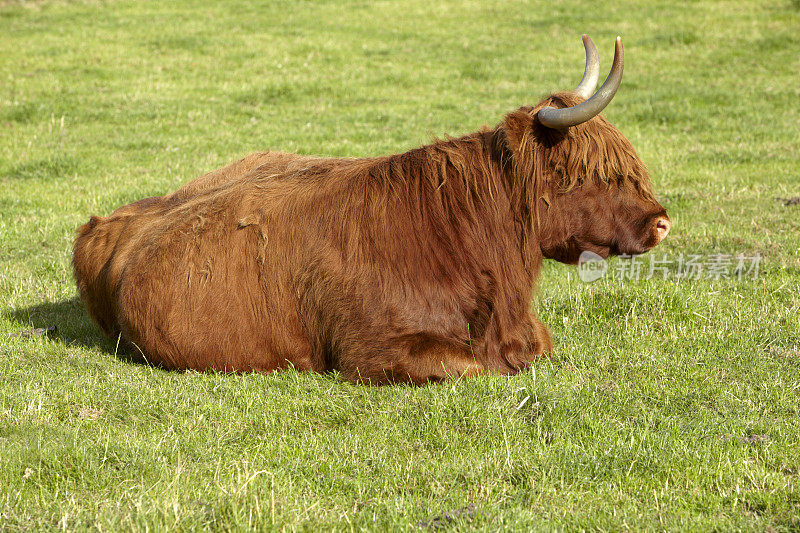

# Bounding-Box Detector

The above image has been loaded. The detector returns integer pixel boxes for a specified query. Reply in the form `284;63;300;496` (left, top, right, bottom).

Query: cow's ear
502;108;536;155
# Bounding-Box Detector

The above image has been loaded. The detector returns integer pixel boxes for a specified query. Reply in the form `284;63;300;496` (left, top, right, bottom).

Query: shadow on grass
3;297;144;365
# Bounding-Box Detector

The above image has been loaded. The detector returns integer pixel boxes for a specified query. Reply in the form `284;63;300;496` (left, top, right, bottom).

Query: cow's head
501;36;670;264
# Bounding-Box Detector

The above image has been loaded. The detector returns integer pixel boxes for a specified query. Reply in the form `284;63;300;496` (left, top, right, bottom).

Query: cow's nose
654;216;671;243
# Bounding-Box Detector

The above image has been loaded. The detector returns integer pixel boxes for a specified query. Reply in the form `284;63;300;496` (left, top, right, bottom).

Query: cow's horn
538;36;624;129
574;34;600;99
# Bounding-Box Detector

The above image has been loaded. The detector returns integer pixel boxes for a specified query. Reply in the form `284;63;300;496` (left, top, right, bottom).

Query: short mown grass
1;0;799;530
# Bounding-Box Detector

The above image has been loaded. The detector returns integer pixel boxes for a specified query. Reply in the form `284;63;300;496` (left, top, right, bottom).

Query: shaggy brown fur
73;92;668;384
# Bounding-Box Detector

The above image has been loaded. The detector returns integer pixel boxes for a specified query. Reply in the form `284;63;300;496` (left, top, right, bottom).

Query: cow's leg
340;337;484;385
112;217;321;374
530;313;553;358
477;312;553;376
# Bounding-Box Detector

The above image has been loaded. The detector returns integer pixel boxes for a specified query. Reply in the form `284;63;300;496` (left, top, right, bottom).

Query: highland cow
73;36;670;384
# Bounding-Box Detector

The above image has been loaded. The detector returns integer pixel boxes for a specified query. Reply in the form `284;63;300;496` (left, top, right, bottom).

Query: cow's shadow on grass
3;297;144;364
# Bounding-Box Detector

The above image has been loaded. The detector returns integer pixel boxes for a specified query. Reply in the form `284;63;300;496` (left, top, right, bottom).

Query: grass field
1;0;799;530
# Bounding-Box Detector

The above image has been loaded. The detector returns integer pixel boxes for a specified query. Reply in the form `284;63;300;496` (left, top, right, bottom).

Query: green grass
1;0;799;530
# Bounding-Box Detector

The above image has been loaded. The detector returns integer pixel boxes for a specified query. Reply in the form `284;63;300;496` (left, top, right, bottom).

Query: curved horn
538;36;624;129
574;34;600;99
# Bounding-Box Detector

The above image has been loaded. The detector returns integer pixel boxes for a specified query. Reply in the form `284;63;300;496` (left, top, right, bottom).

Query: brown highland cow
73;36;670;384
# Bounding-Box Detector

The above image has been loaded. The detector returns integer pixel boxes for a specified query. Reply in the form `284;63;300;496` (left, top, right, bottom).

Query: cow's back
168;151;316;201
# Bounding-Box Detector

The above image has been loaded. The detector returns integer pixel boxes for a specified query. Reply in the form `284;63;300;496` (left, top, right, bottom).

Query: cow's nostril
655;217;671;241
